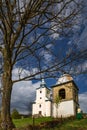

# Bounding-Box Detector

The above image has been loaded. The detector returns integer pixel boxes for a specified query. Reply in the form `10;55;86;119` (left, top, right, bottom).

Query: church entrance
39;111;42;115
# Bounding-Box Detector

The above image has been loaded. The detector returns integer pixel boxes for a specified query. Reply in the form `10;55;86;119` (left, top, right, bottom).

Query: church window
40;91;42;93
59;89;66;99
39;104;41;108
40;97;42;99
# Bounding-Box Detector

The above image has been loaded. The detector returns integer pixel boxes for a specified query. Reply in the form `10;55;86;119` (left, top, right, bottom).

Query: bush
40;120;59;129
11;109;21;119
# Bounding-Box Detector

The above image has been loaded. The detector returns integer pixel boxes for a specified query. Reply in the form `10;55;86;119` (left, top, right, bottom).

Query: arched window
39;104;41;108
59;89;66;99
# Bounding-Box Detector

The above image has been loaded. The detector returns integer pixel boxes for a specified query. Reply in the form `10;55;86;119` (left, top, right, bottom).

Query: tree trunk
1;74;15;130
1;49;15;130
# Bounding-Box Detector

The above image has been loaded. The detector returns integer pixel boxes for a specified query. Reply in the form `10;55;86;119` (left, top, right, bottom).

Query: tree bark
1;49;15;130
1;79;15;130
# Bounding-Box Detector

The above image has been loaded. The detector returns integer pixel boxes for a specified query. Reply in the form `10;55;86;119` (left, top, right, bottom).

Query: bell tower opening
59;89;66;99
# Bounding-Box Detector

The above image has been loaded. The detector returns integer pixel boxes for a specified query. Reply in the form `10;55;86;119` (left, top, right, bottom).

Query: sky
9;9;87;114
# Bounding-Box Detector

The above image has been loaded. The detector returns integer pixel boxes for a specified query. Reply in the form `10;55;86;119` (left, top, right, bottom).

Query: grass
13;117;87;130
67;119;87;127
13;117;53;128
62;119;87;130
44;118;87;130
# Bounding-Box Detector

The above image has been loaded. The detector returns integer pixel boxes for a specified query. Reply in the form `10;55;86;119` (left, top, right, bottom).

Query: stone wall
52;81;78;103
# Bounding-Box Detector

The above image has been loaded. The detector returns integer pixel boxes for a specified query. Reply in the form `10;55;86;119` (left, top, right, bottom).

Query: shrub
11;109;21;119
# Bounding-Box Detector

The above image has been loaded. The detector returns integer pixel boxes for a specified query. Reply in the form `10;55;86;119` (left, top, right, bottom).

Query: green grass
13;117;52;128
13;117;32;127
44;118;87;130
67;119;87;127
13;117;87;130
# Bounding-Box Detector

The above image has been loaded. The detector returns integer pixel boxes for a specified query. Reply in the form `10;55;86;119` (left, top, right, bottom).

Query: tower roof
57;74;73;85
36;79;50;90
41;79;46;85
40;79;46;87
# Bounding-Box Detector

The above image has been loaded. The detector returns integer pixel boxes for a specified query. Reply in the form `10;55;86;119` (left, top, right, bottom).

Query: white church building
32;79;52;117
32;74;79;118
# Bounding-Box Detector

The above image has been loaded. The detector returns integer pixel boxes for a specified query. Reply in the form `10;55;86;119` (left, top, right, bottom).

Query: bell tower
52;74;79;117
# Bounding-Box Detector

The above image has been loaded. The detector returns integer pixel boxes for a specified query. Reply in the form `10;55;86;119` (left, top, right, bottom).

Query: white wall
36;88;46;102
52;100;75;117
45;101;52;116
32;101;52;116
32;87;52;117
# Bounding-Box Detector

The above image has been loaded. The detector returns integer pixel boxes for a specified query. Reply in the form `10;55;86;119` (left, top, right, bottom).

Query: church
32;74;79;117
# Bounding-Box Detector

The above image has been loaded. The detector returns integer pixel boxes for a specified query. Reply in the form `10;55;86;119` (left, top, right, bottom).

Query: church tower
32;79;52;117
52;74;79;117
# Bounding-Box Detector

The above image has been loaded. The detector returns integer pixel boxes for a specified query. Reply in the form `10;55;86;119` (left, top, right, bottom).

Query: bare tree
0;0;86;129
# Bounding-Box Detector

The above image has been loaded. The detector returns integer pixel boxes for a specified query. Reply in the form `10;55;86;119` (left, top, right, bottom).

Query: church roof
51;74;79;90
57;74;73;85
36;79;50;90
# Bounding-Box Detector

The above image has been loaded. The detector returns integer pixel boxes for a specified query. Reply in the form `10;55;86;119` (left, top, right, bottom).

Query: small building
32;79;52;117
52;74;79;118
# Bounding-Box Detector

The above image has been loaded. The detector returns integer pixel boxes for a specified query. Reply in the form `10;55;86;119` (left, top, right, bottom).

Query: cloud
69;61;87;76
12;67;30;80
77;25;87;50
11;80;40;114
11;68;41;114
75;74;87;86
79;92;87;113
12;67;40;81
50;32;59;39
39;45;53;64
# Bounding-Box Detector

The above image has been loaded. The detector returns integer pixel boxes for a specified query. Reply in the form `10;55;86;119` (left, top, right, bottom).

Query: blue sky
11;6;87;114
10;21;87;114
74;74;87;94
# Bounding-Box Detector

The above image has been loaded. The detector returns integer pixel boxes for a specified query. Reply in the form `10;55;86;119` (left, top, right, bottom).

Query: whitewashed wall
52;100;75;117
32;87;52;117
45;101;52;116
32;101;51;116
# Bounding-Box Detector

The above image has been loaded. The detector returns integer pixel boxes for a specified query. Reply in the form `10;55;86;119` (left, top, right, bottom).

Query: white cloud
76;62;87;74
11;67;41;114
12;67;39;81
79;92;87;113
11;80;41;114
51;33;59;39
77;26;87;50
50;21;60;39
39;47;52;63
12;67;29;80
69;61;87;75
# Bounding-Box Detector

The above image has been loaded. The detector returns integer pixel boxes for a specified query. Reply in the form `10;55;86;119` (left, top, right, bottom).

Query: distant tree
0;0;85;130
11;109;21;119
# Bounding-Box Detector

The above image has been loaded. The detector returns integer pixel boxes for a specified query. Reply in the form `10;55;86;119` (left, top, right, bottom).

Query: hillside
13;117;87;130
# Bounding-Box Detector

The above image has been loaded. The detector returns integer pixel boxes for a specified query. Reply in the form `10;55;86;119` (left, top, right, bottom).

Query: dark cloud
11;80;40;114
79;92;87;113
